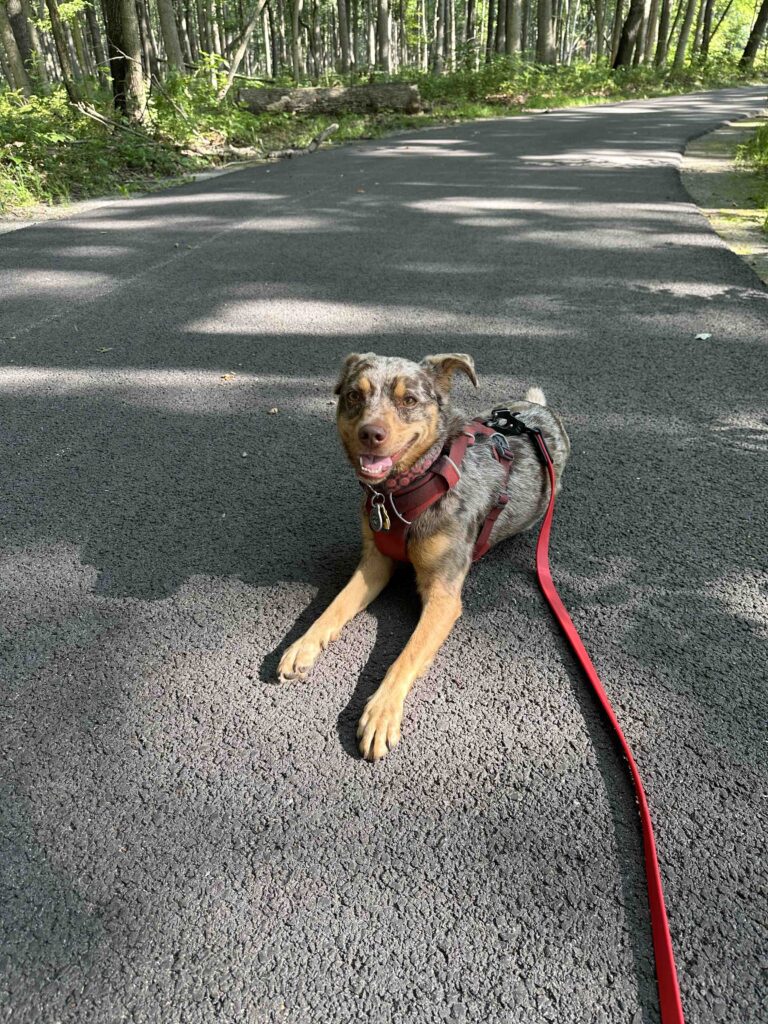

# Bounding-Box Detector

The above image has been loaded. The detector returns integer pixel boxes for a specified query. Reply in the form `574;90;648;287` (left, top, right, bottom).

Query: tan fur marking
357;572;466;761
399;406;439;471
409;529;454;572
357;376;372;394
393;378;407;399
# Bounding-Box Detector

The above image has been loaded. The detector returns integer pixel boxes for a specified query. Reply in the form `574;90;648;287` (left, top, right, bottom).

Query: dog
278;352;570;761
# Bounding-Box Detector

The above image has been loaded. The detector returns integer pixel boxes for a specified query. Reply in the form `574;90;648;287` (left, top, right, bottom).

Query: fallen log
237;83;421;116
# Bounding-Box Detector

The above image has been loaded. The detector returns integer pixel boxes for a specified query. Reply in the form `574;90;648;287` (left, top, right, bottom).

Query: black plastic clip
483;407;549;467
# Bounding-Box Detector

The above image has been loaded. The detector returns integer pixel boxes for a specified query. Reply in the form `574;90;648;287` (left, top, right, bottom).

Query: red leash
532;432;686;1024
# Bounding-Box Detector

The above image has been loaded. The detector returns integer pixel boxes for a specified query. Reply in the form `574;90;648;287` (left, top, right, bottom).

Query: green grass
2;57;767;215
736;119;768;230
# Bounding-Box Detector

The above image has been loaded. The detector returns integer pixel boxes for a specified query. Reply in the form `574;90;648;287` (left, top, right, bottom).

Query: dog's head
335;352;477;483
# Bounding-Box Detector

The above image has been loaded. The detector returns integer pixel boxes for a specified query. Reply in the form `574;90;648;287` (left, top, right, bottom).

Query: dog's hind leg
277;516;394;682
357;532;469;761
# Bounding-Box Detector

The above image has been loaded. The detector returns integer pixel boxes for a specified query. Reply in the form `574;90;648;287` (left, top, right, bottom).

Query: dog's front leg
358;535;469;761
278;517;394;682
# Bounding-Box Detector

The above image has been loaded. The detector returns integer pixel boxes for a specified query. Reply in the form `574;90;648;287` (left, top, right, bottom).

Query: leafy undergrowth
2;57;767;215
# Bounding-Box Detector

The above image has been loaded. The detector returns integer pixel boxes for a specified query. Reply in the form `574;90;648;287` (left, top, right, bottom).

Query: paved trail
1;88;766;1024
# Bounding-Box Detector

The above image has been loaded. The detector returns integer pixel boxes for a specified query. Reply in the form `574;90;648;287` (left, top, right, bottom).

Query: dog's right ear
334;352;373;394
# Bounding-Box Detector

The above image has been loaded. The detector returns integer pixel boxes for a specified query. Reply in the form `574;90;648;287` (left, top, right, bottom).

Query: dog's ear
420;353;478;396
334;352;371;395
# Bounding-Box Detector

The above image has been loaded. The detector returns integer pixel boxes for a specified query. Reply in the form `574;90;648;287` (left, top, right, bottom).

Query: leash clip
484;407;549;466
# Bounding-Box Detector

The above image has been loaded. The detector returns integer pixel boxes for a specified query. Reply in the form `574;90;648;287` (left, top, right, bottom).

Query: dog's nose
358;422;388;447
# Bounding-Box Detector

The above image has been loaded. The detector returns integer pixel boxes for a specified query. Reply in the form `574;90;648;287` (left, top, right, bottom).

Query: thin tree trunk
433;0;445;70
44;0;82;100
641;0;659;60
494;0;506;50
216;0;268;95
0;0;31;92
594;0;605;57
136;0;160;79
692;0;705;53
740;0;768;67
654;0;670;60
672;0;698;69
376;0;390;69
336;0;350;70
704;0;732;52
610;0;624;60
699;0;713;54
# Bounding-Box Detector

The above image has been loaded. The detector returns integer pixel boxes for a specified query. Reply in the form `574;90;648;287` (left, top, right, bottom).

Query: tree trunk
654;0;670;60
613;0;644;63
672;0;697;69
432;0;445;71
594;0;605;57
494;0;506;50
699;0;713;55
506;0;521;51
485;0;495;60
610;0;624;60
465;0;475;46
0;0;32;92
740;0;768;67
536;0;556;61
641;0;659;60
376;0;390;70
217;0;268;96
336;0;350;70
157;0;185;70
44;0;83;100
692;0;705;54
102;0;146;119
136;0;160;80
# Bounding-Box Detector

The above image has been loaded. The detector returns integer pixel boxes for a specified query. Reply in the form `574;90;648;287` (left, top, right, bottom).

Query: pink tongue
360;454;393;475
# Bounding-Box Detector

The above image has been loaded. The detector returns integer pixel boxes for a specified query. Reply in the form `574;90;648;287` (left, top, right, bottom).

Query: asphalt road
1;87;767;1024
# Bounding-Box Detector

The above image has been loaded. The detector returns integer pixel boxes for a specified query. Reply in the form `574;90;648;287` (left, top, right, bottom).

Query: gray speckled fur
336;353;570;585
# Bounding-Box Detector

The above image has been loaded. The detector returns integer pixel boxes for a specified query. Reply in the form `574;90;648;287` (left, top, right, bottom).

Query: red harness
363;418;514;562
365;408;685;1024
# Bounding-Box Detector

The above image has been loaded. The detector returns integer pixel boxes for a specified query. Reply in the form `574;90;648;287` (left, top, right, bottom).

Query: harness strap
471;440;514;561
531;430;685;1024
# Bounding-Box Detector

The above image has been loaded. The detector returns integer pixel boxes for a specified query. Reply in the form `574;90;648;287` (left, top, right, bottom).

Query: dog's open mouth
357;438;416;480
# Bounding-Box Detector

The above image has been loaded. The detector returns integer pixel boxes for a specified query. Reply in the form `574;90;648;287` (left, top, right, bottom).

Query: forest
1;0;767;210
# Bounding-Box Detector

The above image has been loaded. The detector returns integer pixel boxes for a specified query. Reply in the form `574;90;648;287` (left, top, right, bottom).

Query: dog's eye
402;395;418;407
346;389;362;405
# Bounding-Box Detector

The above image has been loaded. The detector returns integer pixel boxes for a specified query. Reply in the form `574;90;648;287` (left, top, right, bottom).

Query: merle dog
278;353;570;761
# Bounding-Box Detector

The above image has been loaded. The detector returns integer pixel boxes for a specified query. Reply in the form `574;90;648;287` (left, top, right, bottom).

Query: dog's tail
524;386;547;406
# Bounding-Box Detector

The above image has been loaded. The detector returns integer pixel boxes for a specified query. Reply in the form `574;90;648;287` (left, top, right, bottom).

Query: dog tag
369;494;390;532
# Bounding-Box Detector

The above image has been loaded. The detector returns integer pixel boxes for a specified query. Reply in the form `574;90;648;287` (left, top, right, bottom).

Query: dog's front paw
277;634;323;682
357;690;403;761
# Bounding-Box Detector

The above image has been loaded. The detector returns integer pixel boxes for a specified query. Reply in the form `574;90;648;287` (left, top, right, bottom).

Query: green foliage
0;89;196;212
2;55;767;215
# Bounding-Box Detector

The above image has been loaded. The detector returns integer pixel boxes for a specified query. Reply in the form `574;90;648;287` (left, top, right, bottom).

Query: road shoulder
681;113;768;287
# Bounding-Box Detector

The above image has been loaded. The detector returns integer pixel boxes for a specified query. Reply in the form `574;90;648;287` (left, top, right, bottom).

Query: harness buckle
484;407;548;467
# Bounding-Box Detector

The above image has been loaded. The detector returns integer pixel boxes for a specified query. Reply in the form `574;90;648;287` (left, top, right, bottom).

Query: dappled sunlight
519;148;681;168
0;365;339;417
183;298;571;337
361;143;493;159
706;572;768;639
0;268;112;298
710;411;768;453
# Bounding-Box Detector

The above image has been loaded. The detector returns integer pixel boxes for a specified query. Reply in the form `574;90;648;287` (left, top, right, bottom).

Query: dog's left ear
420;353;478;395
